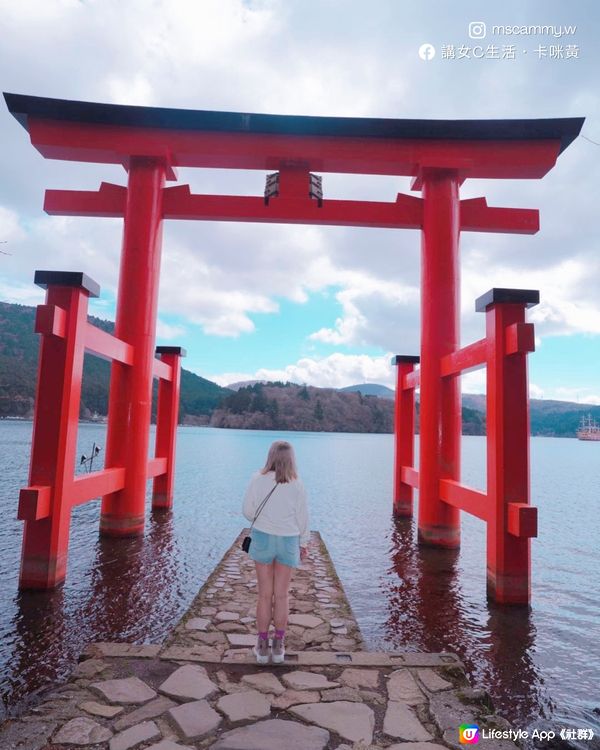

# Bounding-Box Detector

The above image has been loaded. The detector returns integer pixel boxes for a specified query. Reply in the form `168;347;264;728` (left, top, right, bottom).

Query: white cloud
461;369;486;394
529;383;544;400
529;385;600;405
156;319;187;341
158;234;280;336
462;255;600;342
309;274;420;350
0;205;26;244
207;352;396;389
0;0;80;25
0;277;44;306
106;74;155;107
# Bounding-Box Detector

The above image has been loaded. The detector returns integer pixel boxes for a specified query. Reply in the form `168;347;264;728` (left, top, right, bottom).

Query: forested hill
210;381;487;435
210;382;395;433
342;385;600;437
0;301;230;420
213;385;597;437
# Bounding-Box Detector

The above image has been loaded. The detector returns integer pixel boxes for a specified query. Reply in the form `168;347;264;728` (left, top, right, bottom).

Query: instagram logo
468;21;487;39
459;725;480;744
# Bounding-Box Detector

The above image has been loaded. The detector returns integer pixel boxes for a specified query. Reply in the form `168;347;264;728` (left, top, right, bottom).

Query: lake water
0;421;598;745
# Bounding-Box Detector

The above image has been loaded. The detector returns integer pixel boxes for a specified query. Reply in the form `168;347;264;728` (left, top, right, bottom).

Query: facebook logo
419;43;436;60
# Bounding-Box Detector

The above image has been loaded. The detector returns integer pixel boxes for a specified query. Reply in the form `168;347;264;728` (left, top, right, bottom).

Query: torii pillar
100;158;167;536
418;170;461;547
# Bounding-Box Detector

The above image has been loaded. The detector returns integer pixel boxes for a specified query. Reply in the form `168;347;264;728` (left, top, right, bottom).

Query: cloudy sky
1;0;598;401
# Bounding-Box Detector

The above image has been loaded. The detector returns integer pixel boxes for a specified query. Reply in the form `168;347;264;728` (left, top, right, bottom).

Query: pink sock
258;631;268;641
275;629;285;639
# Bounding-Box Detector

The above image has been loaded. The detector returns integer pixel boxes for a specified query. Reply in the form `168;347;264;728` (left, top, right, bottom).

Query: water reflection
484;603;547;726
383;516;463;651
6;587;68;717
383;516;544;728
1;507;181;721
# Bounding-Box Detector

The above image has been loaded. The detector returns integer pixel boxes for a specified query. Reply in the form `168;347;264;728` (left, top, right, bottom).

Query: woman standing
242;440;309;664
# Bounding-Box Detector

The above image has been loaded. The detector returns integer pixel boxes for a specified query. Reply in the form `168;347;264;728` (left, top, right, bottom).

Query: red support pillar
392;355;419;517
479;288;539;604
418;170;461;547
152;346;186;509
19;271;100;589
100;157;167;536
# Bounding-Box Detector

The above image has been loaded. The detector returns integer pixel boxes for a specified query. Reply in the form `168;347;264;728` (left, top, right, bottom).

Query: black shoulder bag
242;483;278;553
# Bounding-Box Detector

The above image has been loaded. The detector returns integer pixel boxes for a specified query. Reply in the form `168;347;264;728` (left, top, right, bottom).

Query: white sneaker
254;637;270;665
271;636;285;664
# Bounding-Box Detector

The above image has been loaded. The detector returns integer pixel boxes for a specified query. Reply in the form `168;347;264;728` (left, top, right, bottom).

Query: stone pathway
0;532;517;749
161;530;364;662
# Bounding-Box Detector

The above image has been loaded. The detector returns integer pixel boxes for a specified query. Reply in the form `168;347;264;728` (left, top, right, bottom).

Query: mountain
341;384;600;438
528;399;600;437
462;393;486;412
227;379;270;391
340;383;395;399
462;393;600;437
0;301;230;421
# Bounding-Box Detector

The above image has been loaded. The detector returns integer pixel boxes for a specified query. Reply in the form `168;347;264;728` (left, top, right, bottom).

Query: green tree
251;389;268;412
223;388;252;414
298;384;310;400
266;398;279;421
314;399;324;421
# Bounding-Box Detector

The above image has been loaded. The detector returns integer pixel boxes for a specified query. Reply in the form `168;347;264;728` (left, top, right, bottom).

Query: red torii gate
4;93;582;602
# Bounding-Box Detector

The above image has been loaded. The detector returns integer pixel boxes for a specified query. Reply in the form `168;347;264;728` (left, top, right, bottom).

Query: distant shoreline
1;416;596;439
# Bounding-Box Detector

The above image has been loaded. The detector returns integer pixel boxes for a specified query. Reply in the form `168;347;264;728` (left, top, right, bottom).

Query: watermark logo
418;43;436;60
459;725;480;744
468;21;487;39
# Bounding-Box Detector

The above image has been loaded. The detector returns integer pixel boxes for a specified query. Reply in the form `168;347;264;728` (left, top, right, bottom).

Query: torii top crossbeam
3;93;584;233
5;92;582;175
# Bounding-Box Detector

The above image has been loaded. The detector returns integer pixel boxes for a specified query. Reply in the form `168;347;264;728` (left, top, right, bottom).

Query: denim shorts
249;529;300;568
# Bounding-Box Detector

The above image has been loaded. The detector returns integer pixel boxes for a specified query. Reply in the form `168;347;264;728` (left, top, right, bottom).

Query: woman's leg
255;561;275;633
272;561;294;631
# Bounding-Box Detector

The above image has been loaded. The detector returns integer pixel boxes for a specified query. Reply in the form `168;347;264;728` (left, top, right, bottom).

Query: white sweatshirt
242;471;310;546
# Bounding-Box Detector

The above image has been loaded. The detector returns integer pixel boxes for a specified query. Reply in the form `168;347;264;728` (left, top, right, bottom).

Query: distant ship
576;414;600;441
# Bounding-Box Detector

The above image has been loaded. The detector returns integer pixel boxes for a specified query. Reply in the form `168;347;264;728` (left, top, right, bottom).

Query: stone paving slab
159;664;218;701
109;720;161;750
158;646;461;668
0;531;518;750
84;643;162;659
113;696;176;731
90;676;157;704
289;700;376;744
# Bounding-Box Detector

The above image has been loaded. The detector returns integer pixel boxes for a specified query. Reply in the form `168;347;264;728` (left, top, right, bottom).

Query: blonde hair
261;440;298;484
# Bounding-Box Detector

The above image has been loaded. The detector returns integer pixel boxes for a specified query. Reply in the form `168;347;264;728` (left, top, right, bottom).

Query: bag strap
249;483;278;532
